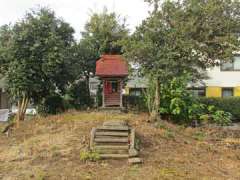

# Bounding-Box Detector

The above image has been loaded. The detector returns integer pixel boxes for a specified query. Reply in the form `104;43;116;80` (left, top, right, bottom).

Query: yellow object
125;87;129;95
206;87;222;97
234;86;240;97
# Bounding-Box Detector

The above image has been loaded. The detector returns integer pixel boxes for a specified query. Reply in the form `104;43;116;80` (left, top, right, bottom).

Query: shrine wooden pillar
120;80;123;108
102;79;105;107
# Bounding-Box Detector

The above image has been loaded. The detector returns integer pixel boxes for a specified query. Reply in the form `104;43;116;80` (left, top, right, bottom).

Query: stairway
105;93;120;106
90;121;138;159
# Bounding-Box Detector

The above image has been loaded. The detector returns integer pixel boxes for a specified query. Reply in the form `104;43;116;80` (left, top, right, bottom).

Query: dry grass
0;110;240;180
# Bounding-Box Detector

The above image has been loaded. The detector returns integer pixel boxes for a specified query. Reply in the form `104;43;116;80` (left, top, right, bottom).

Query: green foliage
80;151;100;162
199;102;232;126
0;7;75;106
38;94;65;115
212;110;232;126
74;9;129;79
160;73;202;123
123;95;147;112
123;0;240;119
198;97;240;121
199;114;211;124
69;9;129;109
0;25;12;76
82;8;129;55
158;74;232;126
65;80;93;109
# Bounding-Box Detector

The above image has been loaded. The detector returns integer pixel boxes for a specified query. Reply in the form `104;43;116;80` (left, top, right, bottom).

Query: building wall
206;87;222;97
204;66;240;97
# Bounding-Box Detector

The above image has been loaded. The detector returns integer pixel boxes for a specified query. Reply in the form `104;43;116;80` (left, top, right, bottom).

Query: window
222;88;233;97
221;55;240;71
233;56;240;70
190;88;206;97
130;89;142;96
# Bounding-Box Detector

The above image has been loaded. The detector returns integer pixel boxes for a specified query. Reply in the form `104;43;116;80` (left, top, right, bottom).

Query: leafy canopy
124;0;240;80
0;7;75;103
75;9;129;76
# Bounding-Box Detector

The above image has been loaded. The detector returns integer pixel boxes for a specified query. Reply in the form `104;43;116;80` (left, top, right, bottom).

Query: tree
0;8;75;126
67;9;129;107
77;9;129;75
123;0;240;120
0;25;12;76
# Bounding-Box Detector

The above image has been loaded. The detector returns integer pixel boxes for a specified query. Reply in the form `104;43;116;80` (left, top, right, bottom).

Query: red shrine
96;55;128;107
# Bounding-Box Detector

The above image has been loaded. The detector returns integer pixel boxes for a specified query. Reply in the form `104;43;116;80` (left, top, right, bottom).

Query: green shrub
123;95;147;111
212;110;232;126
156;74;233;126
198;97;240;121
159;73;204;124
80;151;100;162
65;80;94;109
199;105;232;126
38;94;65;115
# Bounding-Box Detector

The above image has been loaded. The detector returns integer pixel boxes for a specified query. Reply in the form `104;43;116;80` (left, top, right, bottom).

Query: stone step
99;154;129;159
94;137;129;143
95;145;129;150
95;131;129;137
96;126;129;131
94;142;129;146
97;149;128;154
103;120;127;127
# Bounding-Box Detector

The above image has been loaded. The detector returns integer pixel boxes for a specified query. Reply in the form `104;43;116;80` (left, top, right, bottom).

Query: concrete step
94;137;129;143
97;126;129;131
95;131;129;137
97;149;128;154
95;145;129;150
99;154;129;159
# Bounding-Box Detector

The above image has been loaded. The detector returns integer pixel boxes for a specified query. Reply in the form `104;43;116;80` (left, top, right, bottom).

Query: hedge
123;95;147;112
198;97;240;121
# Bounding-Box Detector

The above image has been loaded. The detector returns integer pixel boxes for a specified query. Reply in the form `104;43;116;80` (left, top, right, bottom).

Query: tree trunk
150;78;160;121
15;95;29;128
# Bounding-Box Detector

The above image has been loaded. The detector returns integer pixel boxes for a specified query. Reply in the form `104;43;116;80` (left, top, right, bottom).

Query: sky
0;0;150;40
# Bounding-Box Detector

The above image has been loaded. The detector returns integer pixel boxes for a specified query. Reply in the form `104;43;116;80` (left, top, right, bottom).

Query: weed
135;136;141;150
205;144;216;152
80;150;100;162
128;165;140;176
193;131;206;141
163;129;175;139
155;122;167;129
158;168;177;177
34;169;46;180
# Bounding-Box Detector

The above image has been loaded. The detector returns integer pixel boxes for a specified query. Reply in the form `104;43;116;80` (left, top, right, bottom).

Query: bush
38;94;65;115
159;73;203;124
156;73;233;126
65;80;94;109
198;97;240;121
212;110;232;126
123;95;147;111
